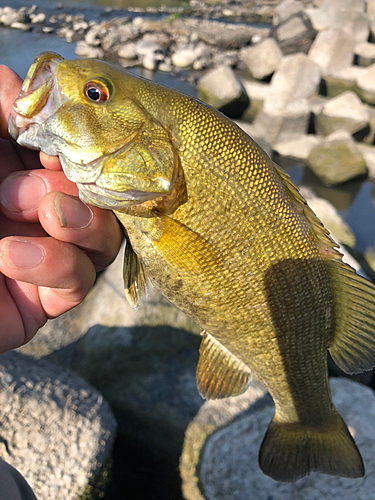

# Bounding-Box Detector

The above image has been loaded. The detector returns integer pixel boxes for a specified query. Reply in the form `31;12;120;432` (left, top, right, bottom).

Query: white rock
241;38;283;80
253;92;311;145
273;0;305;25
75;41;103;58
270;53;321;98
118;43;137;60
309;29;355;75
316;91;370;136
357;143;375;180
273;134;323;161
356;63;375;102
172;49;197;68
355;42;375;66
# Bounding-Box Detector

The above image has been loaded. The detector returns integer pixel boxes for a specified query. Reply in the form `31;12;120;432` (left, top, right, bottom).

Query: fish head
9;52;178;210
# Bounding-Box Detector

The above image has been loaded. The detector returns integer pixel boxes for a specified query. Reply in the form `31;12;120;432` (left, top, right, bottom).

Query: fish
8;51;375;482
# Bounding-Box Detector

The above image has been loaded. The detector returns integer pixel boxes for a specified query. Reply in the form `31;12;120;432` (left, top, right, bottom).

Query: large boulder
182;378;375;500
270;53;321;98
308;29;355;76
197;66;250;118
252;91;311;145
315;91;370;137
306;0;369;44
272;12;316;55
307;129;367;185
241;38;283;80
356;63;375;104
0;351;116;500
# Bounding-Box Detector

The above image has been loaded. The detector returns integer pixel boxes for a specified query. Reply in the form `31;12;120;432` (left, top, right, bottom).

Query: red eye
84;79;111;102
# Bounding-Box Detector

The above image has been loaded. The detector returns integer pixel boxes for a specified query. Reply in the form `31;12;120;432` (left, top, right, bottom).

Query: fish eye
84;79;111;103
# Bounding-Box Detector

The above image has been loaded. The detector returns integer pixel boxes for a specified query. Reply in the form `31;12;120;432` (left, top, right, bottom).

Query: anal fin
197;331;252;399
123;237;150;309
328;259;375;373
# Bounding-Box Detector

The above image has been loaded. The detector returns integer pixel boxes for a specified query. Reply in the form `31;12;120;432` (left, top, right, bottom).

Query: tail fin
259;411;364;482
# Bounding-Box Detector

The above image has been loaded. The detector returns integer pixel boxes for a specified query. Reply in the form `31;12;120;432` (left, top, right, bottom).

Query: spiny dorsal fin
328;260;375;373
197;331;252;399
272;161;341;256
272;161;375;373
123;237;150;309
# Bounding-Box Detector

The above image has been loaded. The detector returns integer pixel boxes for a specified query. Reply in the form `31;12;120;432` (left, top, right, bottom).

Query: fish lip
8;52;65;141
77;182;164;209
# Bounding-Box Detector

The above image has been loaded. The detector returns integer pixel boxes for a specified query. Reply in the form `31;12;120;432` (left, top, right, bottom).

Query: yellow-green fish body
9;52;375;482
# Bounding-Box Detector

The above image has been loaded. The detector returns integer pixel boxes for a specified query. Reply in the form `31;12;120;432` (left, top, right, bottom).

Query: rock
10;21;31;31
84;23;105;47
273;0;305;25
357;143;375;180
356;63;375;104
273;134;323;161
171;49;197;69
0;351;116;500
30;12;46;24
180;380;269;500
307;0;369;44
307;130;367;185
270;53;321;99
198;66;249;119
241;80;272;122
324;65;367;98
272;13;316;55
0;6;29;26
75;41;104;58
252;92;311;145
187;378;375;500
308;29;355;76
118;42;137;60
355;42;375;67
135;40;165;70
315;91;370;137
241;38;283;80
299;187;356;247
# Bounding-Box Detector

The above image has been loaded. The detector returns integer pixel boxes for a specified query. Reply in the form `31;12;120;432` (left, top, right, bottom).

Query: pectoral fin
149;216;220;275
197;331;252;399
123;237;150;309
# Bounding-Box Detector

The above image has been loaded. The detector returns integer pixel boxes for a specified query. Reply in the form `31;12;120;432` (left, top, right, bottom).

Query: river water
1;3;375;257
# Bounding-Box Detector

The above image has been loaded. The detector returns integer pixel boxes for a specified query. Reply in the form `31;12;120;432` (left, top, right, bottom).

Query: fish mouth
8;52;66;146
77;182;163;209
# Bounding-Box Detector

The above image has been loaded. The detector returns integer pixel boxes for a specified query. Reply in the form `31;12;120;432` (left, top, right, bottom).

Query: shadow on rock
46;324;203;500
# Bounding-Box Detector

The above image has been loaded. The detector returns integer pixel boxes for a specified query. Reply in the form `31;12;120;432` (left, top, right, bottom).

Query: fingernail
53;192;93;229
0;173;46;212
0;239;45;269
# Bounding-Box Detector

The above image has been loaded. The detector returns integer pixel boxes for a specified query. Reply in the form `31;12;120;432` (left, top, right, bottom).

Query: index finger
0;65;22;139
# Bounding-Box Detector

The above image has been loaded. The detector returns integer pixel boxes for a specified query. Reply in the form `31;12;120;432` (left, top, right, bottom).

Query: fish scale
9;52;375;483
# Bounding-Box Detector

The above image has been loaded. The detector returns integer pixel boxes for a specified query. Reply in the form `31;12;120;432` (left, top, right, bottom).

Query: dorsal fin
272;161;341;256
123;237;150;309
328;260;375;373
196;331;252;399
273;161;375;374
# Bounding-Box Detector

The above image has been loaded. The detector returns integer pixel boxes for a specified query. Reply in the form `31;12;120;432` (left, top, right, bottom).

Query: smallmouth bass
9;52;375;482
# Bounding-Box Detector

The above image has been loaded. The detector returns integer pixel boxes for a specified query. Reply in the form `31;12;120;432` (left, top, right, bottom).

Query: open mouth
8;52;66;141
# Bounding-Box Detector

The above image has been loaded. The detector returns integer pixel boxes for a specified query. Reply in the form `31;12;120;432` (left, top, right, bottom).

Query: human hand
0;65;123;353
